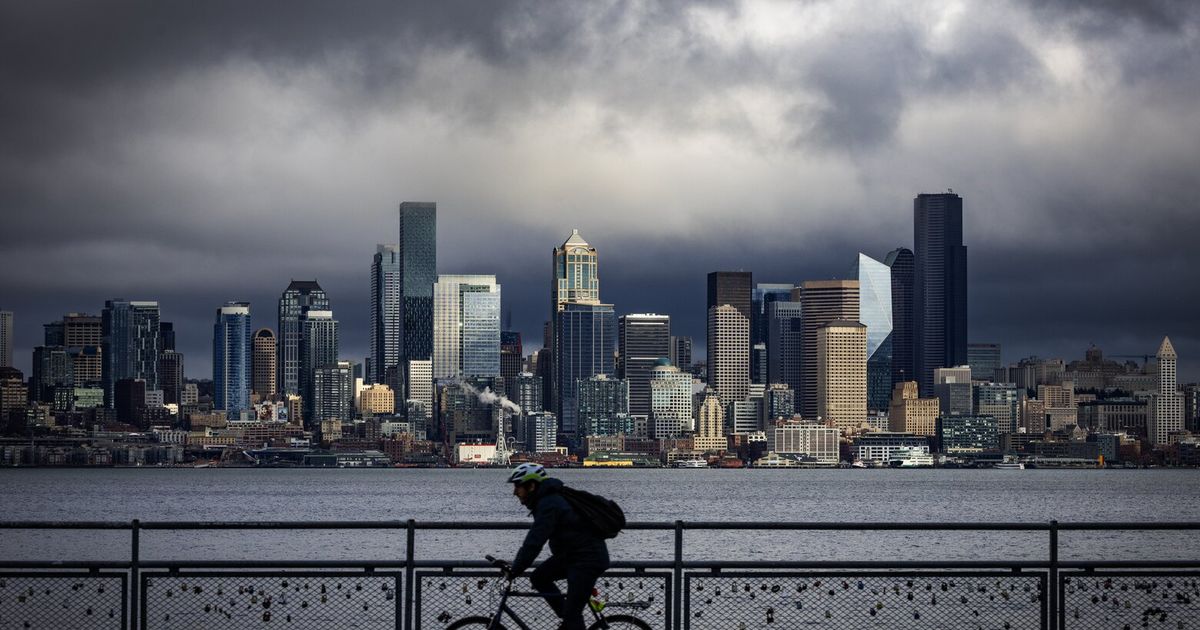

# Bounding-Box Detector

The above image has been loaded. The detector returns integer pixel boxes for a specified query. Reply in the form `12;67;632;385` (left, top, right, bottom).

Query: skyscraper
649;359;693;439
854;254;893;411
751;284;795;350
967;343;1002;382
693;387;727;452
312;360;354;426
550;229;601;416
0;311;13;367
433;275;501;379
707;272;753;323
102;300;161;409
617;313;671;417
766;299;803;413
669;336;693;375
252;328;277;399
576;374;629;436
817;321;867;434
407;359;433;437
48;313;103;386
31;345;72;403
557;302;616;439
399;202;437;371
798;281;859;419
1148;336;1183;446
213;302;252;416
369;243;402;385
277;280;330;396
885;248;915;390
300;310;338;424
500;331;523;389
158;350;183;406
707;304;749;410
914;192;968;395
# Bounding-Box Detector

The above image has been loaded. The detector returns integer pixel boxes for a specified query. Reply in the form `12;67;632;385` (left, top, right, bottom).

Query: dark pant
529;555;606;630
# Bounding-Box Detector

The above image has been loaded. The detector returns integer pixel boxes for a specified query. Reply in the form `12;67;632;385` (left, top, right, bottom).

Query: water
2;468;1198;564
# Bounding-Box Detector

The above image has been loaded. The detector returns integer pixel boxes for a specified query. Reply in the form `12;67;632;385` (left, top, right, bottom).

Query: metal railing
1;520;1198;629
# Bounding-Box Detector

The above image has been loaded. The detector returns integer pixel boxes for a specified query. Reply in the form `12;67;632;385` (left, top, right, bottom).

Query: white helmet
506;462;549;485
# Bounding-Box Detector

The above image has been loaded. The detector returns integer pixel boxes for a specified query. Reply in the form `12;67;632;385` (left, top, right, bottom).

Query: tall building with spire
550;229;602;434
914;192;968;395
213;302;252;416
1148;336;1183;446
369;243;402;386
277;280;330;396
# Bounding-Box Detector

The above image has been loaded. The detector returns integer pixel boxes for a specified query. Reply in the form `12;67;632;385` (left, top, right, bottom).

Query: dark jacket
511;478;610;575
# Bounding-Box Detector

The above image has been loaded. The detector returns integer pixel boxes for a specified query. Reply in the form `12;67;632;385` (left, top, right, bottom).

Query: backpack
558;486;626;539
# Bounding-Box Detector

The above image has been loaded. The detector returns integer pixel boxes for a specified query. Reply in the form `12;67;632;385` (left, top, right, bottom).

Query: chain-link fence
140;571;400;630
1061;572;1200;630
0;572;126;630
683;570;1046;630
416;569;670;629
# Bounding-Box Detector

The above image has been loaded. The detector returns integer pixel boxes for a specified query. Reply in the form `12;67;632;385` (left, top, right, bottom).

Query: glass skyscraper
557;302;616;440
369;244;402;386
617;313;670;417
751;283;794;349
550;229;601;416
213;302;252;415
766;300;802;413
432;275;501;379
854;253;893;411
101;299;161;408
399;202;437;367
300;310;338;425
914;192;968;396
885;248;915;390
277;280;330;396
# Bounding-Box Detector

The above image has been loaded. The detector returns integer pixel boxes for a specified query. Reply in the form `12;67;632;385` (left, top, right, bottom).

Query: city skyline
1;1;1198;381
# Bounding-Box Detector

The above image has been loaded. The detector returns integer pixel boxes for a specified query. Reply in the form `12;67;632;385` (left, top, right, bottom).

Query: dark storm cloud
1;0;1198;380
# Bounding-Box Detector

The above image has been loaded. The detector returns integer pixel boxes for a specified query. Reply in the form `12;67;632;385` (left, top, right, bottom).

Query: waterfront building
359;383;395;416
557;302;616;439
618;313;671;417
974;382;1020;435
277;280;330;396
888;381;939;437
500;331;523;389
514;372;543;414
213;302;252;416
938;414;1000;454
934;366;974;415
433;275;501;379
853;431;930;465
799;280;859;418
766;299;803;412
369;244;402;385
854;254;894;411
407;359;433;435
524;412;558;453
707;304;749;411
251;328;277;399
649;360;693;439
1148;336;1184;445
693;388;726;452
913;192;969;396
550;229;601;420
885;248;915;391
101;300;161;409
767;421;840;465
669;336;692;374
968;343;1002;382
1037;381;1077;431
817;321;868;434
576;374;629;436
31;346;72;403
0;311;11;367
398;202;437;374
300;310;338;423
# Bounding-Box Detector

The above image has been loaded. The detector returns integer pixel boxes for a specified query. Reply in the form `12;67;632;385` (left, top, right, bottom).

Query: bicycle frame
484;577;612;630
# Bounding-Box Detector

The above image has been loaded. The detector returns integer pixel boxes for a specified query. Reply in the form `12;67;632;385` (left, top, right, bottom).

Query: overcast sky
2;0;1197;381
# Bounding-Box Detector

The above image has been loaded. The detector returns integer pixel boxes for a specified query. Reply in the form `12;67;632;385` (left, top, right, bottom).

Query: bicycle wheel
589;614;653;630
445;615;508;629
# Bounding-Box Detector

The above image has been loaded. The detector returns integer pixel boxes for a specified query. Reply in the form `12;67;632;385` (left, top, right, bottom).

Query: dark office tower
767;299;803;412
46;313;103;385
277;280;330;396
252;329;277;399
967;343;1002;382
44;320;64;347
557;302;616;441
114;378;147;425
617;314;670;417
500;331;523;389
669;336;692;374
159;322;176;352
0;311;11;368
32;346;72;403
370;244;401;385
102;300;161;409
514;372;544;414
300;310;339;425
885;248;915;390
158;350;184;406
398;202;437;367
751;284;794;349
798;281;859;419
213;302;252;416
707;272;753;323
914;192;968;396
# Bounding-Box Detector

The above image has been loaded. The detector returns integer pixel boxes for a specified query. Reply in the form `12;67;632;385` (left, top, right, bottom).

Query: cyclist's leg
560;564;605;630
529;554;569;618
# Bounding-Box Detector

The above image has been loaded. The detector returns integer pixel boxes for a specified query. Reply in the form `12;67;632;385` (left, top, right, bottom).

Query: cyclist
506;463;610;630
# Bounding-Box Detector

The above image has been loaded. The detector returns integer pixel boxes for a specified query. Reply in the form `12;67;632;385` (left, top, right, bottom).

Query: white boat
674;459;709;468
851;459;868;469
994;456;1025;470
888;447;935;468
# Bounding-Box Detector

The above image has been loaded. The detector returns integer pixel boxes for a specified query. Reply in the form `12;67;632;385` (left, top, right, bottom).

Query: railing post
673;520;683;630
404;519;415;630
130;519;140;630
1049;520;1059;630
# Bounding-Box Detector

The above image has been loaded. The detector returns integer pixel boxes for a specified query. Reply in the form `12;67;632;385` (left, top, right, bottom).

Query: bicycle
444;555;654;629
